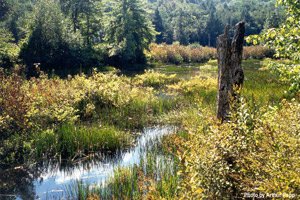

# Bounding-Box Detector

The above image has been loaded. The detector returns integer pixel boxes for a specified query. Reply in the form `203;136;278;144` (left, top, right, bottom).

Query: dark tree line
0;0;284;72
150;0;284;46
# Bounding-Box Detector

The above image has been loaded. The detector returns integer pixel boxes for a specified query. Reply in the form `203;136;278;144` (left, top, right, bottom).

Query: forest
0;0;299;199
1;0;283;71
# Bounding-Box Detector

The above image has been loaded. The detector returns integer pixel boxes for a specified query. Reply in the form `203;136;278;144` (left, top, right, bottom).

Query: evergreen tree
19;0;76;73
153;8;164;44
204;2;222;46
0;0;10;20
0;0;34;42
241;4;257;35
174;9;189;45
0;0;285;70
59;0;103;47
264;10;282;29
0;28;20;67
105;0;156;65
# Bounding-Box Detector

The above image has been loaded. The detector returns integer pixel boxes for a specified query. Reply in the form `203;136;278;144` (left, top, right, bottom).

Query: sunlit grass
178;59;288;109
97;97;178;130
57;59;293;198
69;134;181;199
242;59;289;106
34;123;132;159
155;59;289;127
0;58;293;198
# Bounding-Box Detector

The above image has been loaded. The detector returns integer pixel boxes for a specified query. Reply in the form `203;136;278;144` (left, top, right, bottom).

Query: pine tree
105;0;156;65
204;2;222;47
0;0;10;20
264;10;282;29
174;9;188;45
20;0;75;72
153;8;164;44
59;0;103;47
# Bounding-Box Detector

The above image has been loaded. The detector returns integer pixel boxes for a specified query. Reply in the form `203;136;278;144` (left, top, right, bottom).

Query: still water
0;126;175;200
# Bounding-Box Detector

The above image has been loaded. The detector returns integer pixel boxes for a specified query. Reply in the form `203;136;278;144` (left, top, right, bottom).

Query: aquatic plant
34;123;132;159
70;135;180;199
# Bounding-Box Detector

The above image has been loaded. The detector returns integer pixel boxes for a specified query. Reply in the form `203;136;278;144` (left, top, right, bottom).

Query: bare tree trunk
217;25;232;120
231;22;245;87
217;21;245;121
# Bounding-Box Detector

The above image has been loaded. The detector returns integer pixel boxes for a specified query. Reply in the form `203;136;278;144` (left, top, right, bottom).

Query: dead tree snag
217;21;245;121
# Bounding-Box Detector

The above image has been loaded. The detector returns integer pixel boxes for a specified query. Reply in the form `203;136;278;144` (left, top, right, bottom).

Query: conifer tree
153;8;164;44
20;0;74;72
59;0;103;47
105;0;156;65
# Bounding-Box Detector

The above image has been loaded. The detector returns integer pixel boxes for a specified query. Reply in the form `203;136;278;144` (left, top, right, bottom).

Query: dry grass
149;44;274;64
149;43;216;64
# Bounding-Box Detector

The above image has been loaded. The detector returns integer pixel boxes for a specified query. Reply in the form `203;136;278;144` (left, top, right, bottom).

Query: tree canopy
0;0;284;71
104;0;156;65
249;0;299;60
247;0;300;95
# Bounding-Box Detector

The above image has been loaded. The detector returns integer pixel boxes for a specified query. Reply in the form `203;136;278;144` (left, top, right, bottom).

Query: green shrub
266;59;300;97
178;97;300;199
0;29;20;68
0;70;164;133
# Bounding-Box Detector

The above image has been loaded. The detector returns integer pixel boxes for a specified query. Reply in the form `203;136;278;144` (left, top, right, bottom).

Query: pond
0;126;175;200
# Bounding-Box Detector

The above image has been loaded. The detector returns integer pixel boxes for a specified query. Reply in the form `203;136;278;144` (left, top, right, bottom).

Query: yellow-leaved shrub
133;70;180;88
0;70;160;133
178;97;300;199
167;76;217;104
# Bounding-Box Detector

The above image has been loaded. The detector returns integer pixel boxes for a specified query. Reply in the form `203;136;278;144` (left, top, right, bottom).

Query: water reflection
0;126;174;200
0;167;36;200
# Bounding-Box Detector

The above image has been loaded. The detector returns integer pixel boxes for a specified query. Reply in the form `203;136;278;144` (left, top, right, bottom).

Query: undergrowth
149;43;274;64
0;69;179;165
1;58;298;199
176;96;300;199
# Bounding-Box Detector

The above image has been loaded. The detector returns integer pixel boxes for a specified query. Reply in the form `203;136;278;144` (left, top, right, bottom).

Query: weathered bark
217;25;232;120
217;21;245;121
231;22;245;87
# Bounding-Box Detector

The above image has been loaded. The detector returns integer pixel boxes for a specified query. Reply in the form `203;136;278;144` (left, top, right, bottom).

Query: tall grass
243;45;275;59
149;43;216;64
149;43;274;64
34;123;132;159
242;59;289;105
133;70;181;89
68;135;180;199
